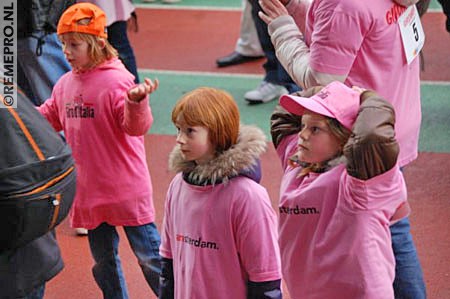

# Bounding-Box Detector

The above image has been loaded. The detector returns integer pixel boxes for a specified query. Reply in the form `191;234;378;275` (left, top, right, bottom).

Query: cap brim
279;94;335;119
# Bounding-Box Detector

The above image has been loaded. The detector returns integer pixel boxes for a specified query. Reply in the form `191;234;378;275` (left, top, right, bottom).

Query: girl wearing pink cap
272;81;409;298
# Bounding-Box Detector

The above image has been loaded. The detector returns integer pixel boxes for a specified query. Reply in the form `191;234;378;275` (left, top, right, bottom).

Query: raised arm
260;0;345;89
344;91;399;180
121;78;158;136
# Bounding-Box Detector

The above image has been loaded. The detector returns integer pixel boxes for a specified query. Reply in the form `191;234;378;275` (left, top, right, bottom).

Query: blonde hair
70;31;117;67
60;18;117;69
171;87;240;153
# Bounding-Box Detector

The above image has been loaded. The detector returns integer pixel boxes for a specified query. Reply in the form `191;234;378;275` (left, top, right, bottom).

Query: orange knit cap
57;2;107;38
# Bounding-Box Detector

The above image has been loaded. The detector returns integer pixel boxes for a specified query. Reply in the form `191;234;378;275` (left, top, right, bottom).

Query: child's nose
176;134;185;144
299;129;309;140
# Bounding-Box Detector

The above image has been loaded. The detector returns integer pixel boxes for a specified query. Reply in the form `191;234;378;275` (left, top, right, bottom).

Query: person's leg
88;223;129;299
216;0;264;68
391;217;427;299
107;21;140;83
244;0;299;103
248;0;298;93
236;0;264;57
17;63;38;105
17;32;71;105
437;0;450;32
22;284;45;299
124;223;161;296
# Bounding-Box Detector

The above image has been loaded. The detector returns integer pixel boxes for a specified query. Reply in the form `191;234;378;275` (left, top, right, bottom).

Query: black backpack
0;85;76;252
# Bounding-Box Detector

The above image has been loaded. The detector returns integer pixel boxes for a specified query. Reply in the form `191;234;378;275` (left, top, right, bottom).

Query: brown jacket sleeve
344;91;399;180
270;105;303;149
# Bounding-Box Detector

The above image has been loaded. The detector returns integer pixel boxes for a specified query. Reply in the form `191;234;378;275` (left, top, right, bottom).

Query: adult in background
84;0;141;83
216;0;264;67
259;0;426;298
242;0;300;103
437;0;450;33
17;0;73;105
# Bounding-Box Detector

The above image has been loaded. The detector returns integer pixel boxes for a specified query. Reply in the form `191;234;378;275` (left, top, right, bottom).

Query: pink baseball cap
279;81;360;130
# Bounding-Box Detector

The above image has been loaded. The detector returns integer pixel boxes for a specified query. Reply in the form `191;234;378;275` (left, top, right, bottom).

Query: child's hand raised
127;78;159;103
258;0;290;25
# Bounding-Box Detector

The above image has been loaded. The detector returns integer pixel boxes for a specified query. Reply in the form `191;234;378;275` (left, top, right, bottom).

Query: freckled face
296;111;341;164
175;115;216;165
60;34;91;71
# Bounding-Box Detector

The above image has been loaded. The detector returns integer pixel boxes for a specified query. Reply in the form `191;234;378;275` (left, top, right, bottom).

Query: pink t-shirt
38;58;155;229
160;174;281;299
305;0;421;167
277;135;407;298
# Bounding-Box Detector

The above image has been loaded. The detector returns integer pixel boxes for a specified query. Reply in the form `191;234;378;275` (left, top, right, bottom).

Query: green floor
135;0;450;154
140;70;450;153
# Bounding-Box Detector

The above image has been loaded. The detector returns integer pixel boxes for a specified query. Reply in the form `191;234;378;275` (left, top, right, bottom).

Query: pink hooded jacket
38;58;155;229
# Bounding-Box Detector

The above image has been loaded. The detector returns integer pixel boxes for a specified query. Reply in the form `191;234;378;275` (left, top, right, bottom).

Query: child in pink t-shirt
159;87;282;299
271;81;409;298
38;3;161;297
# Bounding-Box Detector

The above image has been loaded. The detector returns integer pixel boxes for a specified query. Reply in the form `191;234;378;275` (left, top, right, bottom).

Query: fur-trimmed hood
169;125;267;185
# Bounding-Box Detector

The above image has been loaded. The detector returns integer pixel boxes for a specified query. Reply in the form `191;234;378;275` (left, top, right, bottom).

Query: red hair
172;87;240;153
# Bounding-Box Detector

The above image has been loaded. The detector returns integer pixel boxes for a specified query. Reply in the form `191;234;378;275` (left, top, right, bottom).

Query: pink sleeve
286;0;312;33
160;181;174;259
309;8;367;76
37;95;63;132
276;134;298;171
123;95;153;135
343;165;407;214
112;90;153;136
233;186;281;282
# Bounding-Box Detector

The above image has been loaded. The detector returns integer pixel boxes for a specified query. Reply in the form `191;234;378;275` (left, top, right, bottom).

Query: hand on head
258;0;290;25
127;78;159;102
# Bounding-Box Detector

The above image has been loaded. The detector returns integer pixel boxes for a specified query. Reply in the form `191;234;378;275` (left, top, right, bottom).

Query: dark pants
108;21;140;83
438;0;450;32
248;0;300;93
391;217;427;299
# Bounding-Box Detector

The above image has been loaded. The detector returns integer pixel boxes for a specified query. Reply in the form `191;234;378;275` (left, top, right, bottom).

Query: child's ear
97;38;106;49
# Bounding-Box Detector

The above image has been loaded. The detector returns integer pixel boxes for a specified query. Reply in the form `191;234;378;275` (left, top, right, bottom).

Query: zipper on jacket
49;194;62;229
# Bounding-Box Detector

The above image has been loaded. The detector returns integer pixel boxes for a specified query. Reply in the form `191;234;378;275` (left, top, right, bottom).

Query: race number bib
399;5;425;65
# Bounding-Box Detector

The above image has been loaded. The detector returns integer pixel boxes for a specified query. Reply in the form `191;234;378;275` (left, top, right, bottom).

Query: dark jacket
0;231;64;298
18;0;75;38
0;73;66;298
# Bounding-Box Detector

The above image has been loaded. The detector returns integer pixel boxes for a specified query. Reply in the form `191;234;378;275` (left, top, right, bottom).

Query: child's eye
187;128;195;134
311;126;321;133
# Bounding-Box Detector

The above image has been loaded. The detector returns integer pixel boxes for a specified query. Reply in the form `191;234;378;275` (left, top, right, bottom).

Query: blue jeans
88;222;161;299
17;32;71;105
21;284;45;299
391;217;427;299
108;21;140;83
249;0;299;93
